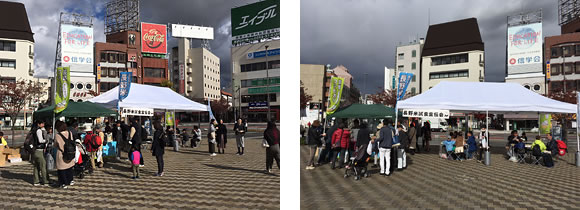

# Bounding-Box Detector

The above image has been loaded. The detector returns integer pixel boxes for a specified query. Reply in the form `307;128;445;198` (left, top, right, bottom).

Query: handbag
331;130;344;149
262;138;270;148
366;143;373;155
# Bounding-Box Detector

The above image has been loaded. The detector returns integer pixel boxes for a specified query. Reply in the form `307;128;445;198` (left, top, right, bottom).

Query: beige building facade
172;38;221;101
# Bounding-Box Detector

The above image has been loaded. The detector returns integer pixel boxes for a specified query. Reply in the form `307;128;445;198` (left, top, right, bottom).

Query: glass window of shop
144;68;166;78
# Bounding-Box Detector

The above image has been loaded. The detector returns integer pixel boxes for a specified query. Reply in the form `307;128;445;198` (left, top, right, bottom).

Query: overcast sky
301;0;560;94
10;0;255;90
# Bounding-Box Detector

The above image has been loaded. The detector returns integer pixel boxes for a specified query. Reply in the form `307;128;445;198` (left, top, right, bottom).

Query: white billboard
171;24;214;40
507;22;542;74
61;24;94;73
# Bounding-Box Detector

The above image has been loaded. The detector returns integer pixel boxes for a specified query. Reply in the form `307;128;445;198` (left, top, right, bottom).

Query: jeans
266;144;280;170
330;148;346;168
57;167;73;186
32;150;48;184
397;148;406;169
379;148;391;174
156;154;164;174
307;145;317;167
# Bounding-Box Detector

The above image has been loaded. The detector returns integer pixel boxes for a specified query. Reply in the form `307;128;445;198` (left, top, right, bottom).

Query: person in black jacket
415;120;423;153
151;121;165;176
234;118;247;155
216;119;228;154
113;121;124;160
396;125;409;170
306;120;324;170
264;120;280;173
129;118;143;166
318;119;338;165
356;122;371;149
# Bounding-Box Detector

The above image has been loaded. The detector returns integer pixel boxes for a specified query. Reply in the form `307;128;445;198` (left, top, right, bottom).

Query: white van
422;118;448;132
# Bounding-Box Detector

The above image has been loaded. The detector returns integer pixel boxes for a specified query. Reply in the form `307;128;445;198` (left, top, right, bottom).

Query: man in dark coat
396;125;409;170
318;119;339;165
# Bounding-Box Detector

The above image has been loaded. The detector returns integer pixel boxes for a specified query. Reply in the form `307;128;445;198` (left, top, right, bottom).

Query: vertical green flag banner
165;112;175;127
326;77;345;115
231;0;280;45
54;67;70;113
540;113;552;134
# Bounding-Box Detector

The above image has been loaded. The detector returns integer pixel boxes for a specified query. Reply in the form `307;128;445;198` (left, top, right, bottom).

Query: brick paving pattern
301;143;580;209
0;137;279;209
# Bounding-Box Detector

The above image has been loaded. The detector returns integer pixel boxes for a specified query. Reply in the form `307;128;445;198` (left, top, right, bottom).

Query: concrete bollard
174;140;179;152
576;151;580;167
484;150;491;166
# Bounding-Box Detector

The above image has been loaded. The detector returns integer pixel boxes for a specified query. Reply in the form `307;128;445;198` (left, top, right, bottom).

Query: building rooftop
221;90;232;97
422;18;483;57
0;1;34;42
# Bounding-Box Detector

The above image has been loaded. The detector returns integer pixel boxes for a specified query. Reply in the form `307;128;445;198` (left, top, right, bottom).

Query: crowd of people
305;118;432;178
505;130;566;167
441;130;488;162
23;117;279;188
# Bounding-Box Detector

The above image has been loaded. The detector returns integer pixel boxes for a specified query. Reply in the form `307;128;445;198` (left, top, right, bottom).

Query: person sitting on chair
442;133;456;159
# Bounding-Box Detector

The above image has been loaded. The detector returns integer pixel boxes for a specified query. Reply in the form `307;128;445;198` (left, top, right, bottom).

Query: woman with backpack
151;121;166;176
55;121;75;189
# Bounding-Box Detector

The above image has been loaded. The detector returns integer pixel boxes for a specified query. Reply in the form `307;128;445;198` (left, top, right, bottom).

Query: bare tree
368;88;414;107
0;80;46;145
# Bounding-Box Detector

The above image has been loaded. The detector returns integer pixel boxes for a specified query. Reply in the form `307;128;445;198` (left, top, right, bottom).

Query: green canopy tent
33;101;118;119
328;104;398;119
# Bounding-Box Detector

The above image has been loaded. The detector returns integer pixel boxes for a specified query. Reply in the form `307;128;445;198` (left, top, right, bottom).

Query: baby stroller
344;144;370;180
74;140;92;179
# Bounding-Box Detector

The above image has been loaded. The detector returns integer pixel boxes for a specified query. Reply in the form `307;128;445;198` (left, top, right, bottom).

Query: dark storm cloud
301;0;559;94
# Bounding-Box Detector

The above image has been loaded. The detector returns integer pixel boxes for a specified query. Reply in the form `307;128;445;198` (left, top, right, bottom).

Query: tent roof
33;101;118;119
88;83;207;112
330;104;396;119
397;81;576;113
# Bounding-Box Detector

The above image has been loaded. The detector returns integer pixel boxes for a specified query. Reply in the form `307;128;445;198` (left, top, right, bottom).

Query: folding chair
531;153;543;165
445;146;455;160
516;148;527;164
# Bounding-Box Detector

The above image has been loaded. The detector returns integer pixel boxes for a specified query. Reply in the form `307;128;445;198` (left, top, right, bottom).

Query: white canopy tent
88;83;207;112
397;81;576;113
397;81;577;165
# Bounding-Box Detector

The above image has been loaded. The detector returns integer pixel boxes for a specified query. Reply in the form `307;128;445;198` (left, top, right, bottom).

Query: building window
576;45;580;56
412;62;416;70
431;53;468;66
566;80;576;91
0;60;16;68
100;52;106;62
551;47;562;58
412;50;416;57
86;83;92;90
397;65;404;72
552;64;561;75
240;60;281;72
0;41;16;52
551;81;563;92
563;45;574;57
398;53;404;60
101;67;108;77
524;85;530;89
412;75;416;82
0;77;16;84
241;94;277;103
144;68;166;78
76;83;84;90
575;63;580;74
411;87;416;94
564;63;574;75
429;70;469;80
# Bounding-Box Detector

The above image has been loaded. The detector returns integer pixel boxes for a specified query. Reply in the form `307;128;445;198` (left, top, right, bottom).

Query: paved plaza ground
300;136;580;209
0;135;280;209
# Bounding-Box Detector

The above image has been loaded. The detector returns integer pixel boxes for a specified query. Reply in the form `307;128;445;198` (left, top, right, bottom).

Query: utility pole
265;45;270;121
563;46;567;93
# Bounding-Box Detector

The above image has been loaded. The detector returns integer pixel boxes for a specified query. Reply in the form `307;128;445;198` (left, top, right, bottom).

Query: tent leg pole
538;112;541;136
577;96;580;167
485;110;490;166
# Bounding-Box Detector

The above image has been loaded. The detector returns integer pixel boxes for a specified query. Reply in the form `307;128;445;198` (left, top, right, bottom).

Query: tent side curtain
88;83;207;112
397;81;576;114
329;104;397;119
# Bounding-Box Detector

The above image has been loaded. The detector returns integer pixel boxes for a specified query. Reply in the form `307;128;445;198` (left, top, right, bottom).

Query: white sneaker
70;181;75;186
139;165;145;168
210;153;217;156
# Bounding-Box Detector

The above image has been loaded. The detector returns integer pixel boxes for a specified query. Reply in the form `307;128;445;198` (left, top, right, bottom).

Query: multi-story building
232;40;280;122
95;29;168;94
95;30;141;94
0;1;34;83
171;39;221;101
421;18;485;92
331;65;360;108
300;64;326;110
395;38;424;94
545;26;580;95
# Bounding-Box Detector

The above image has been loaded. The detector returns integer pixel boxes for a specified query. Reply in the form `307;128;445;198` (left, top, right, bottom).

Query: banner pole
576;92;580;167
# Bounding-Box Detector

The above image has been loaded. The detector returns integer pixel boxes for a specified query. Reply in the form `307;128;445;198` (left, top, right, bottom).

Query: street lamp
265;45;271;121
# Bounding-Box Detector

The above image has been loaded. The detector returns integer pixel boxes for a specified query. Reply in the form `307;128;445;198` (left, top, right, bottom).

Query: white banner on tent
121;107;154;117
402;109;450;119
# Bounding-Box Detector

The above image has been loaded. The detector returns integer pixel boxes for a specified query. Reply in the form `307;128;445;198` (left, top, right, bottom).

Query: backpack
556;140;567;156
23;129;37;153
59;132;76;162
159;132;167;148
543;153;554;167
87;134;101;150
532;144;542;157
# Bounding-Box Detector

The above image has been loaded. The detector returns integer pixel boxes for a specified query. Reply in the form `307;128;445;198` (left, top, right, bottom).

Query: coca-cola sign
141;22;167;54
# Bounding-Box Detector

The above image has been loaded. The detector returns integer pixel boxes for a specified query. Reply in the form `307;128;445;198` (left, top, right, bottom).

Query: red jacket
83;133;102;152
331;128;350;149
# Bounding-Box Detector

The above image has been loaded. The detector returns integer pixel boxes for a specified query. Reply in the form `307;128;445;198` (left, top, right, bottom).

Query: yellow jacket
0;137;7;146
531;139;546;152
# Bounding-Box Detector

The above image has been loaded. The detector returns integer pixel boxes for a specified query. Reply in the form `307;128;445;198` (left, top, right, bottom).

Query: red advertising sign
141;22;167;54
